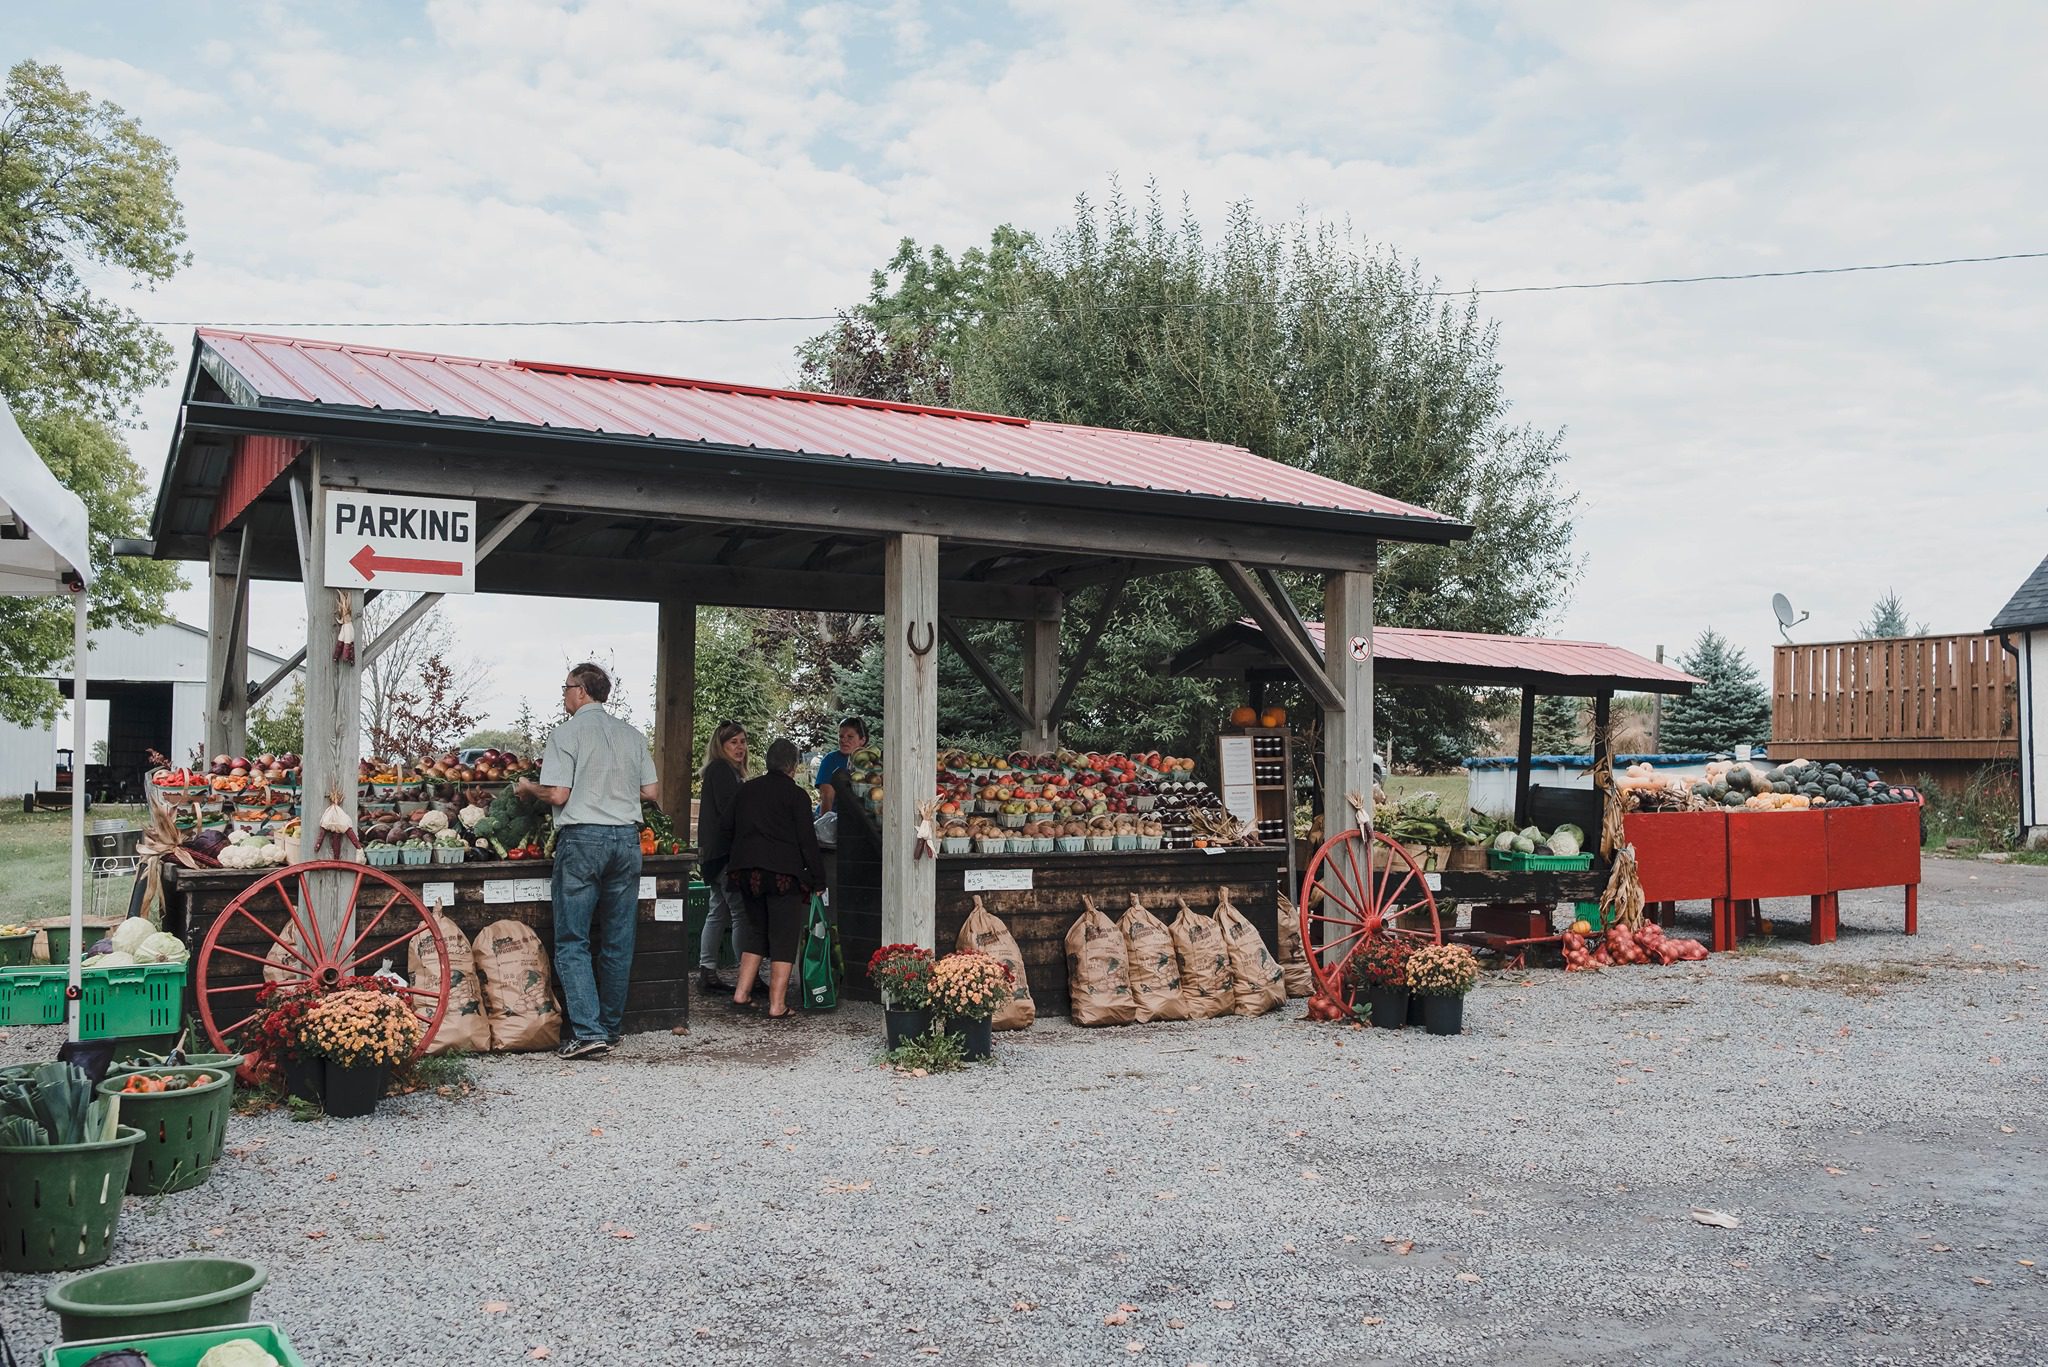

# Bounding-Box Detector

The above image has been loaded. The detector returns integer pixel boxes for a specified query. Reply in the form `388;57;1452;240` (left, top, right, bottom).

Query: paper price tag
420;881;456;909
638;876;657;901
483;880;520;904
964;867;1032;892
653;898;685;923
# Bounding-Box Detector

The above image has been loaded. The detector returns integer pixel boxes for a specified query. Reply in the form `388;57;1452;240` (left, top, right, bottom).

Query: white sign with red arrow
323;489;477;594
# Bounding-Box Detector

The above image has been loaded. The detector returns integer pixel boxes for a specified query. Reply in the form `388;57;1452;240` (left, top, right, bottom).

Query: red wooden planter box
1726;810;1830;900
1823;803;1921;891
1623;810;1729;902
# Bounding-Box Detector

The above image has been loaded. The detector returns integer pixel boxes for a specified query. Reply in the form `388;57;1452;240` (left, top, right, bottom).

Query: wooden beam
206;529;251;758
318;446;1385;573
1593;690;1614;835
1323;566;1374;823
1254;565;1321;668
883;534;939;948
298;455;365;945
939;615;1033;732
1047;575;1128;726
534;512;616;555
979;552;1096;584
1020;613;1060;752
640;524;730;560
1514;688;1536;827
655;599;696;833
728;527;829;568
1215;560;1344;711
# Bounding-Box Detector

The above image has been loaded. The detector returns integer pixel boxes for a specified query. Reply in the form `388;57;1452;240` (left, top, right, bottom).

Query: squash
1229;705;1258;727
1259;706;1287;727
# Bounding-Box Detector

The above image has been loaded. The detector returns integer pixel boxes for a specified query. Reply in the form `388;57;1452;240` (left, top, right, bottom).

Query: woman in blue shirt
813;716;867;815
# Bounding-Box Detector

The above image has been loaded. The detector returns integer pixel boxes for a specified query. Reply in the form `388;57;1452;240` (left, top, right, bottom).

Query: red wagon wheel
194;859;449;1056
1298;827;1443;1007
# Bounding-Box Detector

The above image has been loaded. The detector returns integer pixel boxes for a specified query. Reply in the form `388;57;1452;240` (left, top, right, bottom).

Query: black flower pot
281;1055;323;1104
1421;994;1464;1037
1406;991;1427;1027
321;1061;389;1118
884;1007;932;1050
1367;986;1410;1029
955;1017;994;1062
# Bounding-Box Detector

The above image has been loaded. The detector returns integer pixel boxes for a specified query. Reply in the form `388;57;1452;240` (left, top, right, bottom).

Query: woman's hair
839;716;869;741
568;662;611;703
699;721;746;787
766;738;801;775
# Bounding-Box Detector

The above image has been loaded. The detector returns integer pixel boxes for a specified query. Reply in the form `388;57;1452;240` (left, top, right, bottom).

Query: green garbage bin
682;882;737;970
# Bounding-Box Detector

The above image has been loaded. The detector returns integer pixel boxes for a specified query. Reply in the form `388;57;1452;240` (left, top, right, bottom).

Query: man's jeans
550;824;640;1042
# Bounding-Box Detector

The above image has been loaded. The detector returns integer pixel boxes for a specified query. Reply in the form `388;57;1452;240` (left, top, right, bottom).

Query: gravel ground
3;856;2044;1366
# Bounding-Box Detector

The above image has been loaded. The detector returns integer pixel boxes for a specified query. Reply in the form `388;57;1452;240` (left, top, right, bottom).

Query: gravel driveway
4;857;2043;1365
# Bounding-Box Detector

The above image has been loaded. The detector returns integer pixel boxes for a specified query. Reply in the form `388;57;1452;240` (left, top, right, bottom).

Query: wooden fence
1772;633;2017;760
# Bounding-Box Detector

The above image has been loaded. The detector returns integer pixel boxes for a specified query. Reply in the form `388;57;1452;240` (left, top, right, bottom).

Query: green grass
0;805;146;926
1383;771;1472;819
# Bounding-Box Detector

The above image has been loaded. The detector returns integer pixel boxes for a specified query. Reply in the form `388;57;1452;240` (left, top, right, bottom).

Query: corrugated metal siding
192;330;1457;526
0;714;57;794
171;680;206;768
209;434;301;536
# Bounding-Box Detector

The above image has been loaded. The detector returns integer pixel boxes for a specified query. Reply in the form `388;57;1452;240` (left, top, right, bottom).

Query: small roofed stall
1173;620;1701;963
144;329;1470;1042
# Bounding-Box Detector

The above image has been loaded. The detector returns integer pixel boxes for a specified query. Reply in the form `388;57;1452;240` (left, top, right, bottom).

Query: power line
142;248;2048;329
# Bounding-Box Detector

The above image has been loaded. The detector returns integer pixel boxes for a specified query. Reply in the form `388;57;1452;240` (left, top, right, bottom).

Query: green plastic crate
1569;899;1612;931
81;963;186;1039
1488;849;1595;873
46;1320;302;1367
0;968;67;1026
682;882;736;969
686;881;711;915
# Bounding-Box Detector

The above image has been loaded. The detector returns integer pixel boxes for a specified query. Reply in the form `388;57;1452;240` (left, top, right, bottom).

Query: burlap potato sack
409;903;491;1054
1274;897;1316;998
1170;899;1236;1019
1065;895;1136;1026
958;896;1035;1031
1212;887;1285;1017
1117;894;1191;1024
471;918;563;1052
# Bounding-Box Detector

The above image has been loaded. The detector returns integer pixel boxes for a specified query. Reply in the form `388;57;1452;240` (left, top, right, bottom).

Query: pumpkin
1259;706;1287;727
1569;919;1593;936
1229;705;1258;726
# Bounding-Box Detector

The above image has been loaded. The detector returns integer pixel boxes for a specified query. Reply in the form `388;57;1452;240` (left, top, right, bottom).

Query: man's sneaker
558;1038;609;1060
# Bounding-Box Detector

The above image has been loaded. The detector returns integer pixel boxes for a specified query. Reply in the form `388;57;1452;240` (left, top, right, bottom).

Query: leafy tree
0;63;187;724
1856;589;1927;640
357;594;488;755
368;654;479;762
458;726;528;755
694;607;788;749
1530;694;1582;755
748;608;879;746
1660;629;1771;753
247;677;306;757
797;186;1577;769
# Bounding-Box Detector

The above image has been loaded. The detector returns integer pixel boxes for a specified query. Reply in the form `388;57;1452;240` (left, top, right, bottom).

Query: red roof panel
194;329;1460;528
1259;621;1699;689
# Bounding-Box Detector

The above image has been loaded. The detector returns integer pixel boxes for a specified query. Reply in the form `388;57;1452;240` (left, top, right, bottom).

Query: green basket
81;962;186;1039
107;1053;243;1162
0;967;67;1026
98;1066;231;1195
46;1256;268;1341
683;882;736;969
0;931;34;966
43;924;116;969
45;1320;303;1367
686;881;711;915
1569;900;1612;931
0;1125;145;1274
1488;849;1595;872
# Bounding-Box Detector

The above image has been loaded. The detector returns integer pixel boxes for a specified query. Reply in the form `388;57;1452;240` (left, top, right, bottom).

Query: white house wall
2024;630;2046;845
0;716;57;796
172;680;206;769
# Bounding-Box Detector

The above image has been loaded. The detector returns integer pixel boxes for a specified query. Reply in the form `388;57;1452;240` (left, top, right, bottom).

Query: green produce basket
81;962;186;1039
45;1320;303;1367
1569;900;1612;931
0;967;67;1026
97;1066;231;1195
0;931;34;965
43;924;115;969
1488;849;1595;873
683;882;737;970
0;1125;145;1274
46;1256;268;1341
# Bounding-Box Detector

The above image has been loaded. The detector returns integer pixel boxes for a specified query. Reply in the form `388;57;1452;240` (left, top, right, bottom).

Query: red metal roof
1217;620;1700;691
193;329;1460;528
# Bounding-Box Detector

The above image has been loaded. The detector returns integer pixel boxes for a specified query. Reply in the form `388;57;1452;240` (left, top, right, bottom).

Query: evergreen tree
1529;694;1582;755
1855;589;1927;639
1661;629;1771;753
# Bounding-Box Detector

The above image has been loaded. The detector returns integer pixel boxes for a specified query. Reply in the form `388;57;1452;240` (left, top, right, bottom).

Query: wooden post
1592;692;1613;768
205;532;250;761
1321;562;1374;823
1514;689;1536;827
654;598;696;832
883;533;939;948
1651;645;1664;752
294;463;364;945
1020;612;1060;752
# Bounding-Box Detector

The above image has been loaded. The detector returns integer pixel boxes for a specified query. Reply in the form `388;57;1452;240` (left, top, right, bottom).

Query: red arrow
350;545;465;582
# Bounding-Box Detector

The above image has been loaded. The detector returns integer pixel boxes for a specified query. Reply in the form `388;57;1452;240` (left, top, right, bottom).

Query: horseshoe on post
907;621;936;656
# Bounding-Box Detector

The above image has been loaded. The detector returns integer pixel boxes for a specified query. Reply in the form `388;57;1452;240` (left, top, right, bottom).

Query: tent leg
68;587;88;1042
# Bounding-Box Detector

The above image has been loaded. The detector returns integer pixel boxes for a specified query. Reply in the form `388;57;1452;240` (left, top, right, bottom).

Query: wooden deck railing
1772;633;2017;747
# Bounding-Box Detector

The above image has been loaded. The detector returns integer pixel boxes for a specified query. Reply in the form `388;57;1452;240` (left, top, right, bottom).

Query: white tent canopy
1;399;95;1040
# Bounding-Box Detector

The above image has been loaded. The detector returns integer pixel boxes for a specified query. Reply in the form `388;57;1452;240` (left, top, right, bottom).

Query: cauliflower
418;810;449;835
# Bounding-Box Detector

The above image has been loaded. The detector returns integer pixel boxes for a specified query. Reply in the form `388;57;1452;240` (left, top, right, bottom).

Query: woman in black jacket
720;737;827;1018
694;722;748;992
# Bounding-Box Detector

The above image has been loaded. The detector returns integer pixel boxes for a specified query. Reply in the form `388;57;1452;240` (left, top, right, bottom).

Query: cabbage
109;916;156;955
83;950;137;967
197;1339;283;1367
1491;832;1518;852
135;932;191;965
1518;826;1543;843
1553;823;1585;845
1511;835;1537;854
1545;829;1582;857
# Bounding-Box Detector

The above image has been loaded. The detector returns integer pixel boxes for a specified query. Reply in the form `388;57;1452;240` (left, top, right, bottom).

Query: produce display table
164;853;699;1037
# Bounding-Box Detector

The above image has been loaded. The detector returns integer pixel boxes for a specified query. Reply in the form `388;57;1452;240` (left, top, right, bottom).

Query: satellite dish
1771;592;1810;643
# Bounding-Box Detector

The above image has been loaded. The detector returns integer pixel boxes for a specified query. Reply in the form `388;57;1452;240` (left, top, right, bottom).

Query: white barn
1;620;289;802
1992;554;2048;848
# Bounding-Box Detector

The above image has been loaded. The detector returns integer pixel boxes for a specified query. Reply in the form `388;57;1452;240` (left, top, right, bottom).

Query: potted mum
292;985;422;1117
1348;936;1413;1029
929;949;1015;1062
868;944;936;1050
1405;943;1480;1036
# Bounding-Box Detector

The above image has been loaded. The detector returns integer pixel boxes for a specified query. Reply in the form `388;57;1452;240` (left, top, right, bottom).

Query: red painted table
1623;810;1736;949
1822;803;1923;938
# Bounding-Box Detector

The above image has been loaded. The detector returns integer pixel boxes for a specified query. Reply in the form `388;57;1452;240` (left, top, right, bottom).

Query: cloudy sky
11;1;2046;736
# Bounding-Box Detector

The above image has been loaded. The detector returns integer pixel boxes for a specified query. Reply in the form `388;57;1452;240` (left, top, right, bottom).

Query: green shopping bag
796;896;838;1012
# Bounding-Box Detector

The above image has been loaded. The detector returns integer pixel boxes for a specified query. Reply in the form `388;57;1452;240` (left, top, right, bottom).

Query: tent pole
68;585;88;1042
